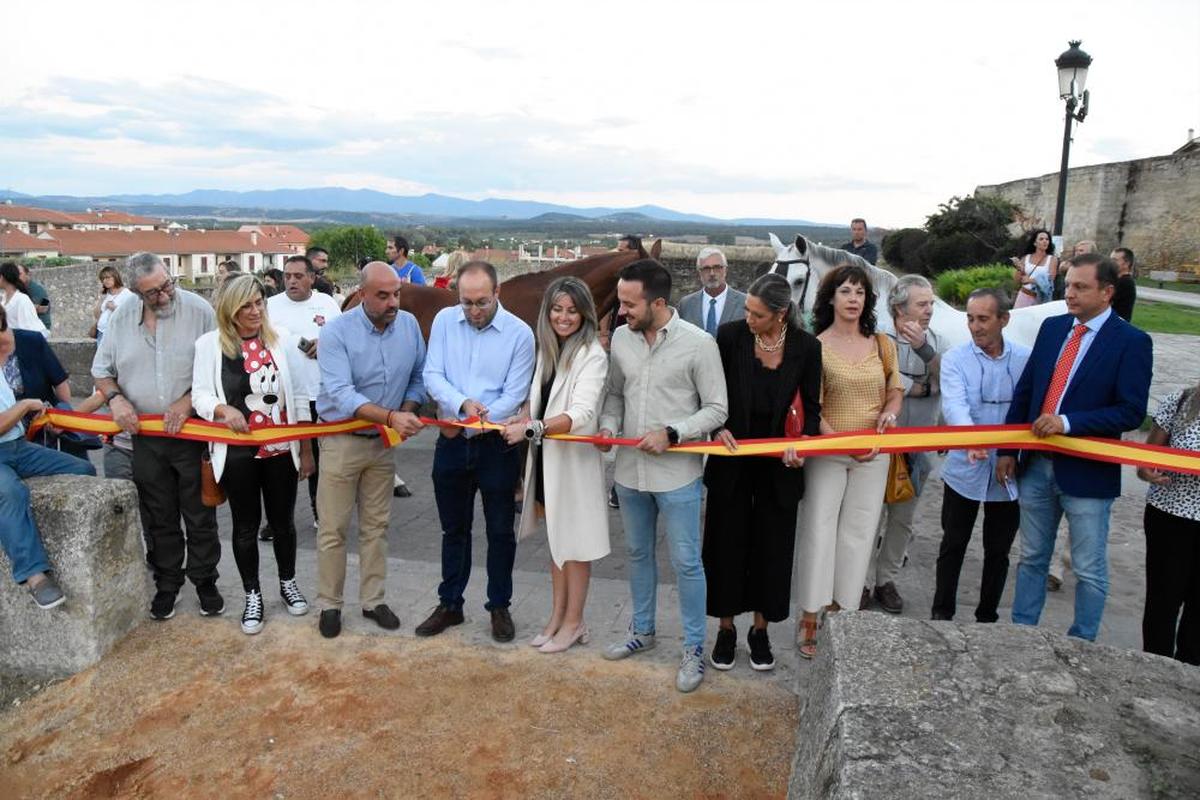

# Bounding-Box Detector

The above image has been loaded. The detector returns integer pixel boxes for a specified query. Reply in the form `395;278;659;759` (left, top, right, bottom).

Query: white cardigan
517;339;611;566
191;327;310;482
1;291;48;337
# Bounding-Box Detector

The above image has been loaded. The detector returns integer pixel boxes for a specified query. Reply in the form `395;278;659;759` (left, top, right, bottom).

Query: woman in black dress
703;272;822;671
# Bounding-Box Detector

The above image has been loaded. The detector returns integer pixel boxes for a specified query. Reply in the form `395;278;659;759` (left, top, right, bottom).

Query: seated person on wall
0;306;97;610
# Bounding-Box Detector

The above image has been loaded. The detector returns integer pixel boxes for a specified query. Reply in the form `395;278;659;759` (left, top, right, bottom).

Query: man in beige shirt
597;259;728;693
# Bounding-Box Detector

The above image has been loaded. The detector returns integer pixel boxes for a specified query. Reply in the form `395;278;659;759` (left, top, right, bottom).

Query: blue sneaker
602;629;656;660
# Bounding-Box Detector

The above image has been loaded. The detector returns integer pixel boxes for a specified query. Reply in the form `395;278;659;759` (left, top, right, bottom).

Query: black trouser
931;483;1020;622
307;400;320;516
702;458;799;623
223;446;298;593
131;436;220;593
1143;503;1200;665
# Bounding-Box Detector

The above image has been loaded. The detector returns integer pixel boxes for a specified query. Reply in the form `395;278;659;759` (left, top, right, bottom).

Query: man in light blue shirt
931;287;1030;623
416;260;535;643
313;263;426;639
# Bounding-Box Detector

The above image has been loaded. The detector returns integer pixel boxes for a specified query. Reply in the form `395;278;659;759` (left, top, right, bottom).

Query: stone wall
21;260;108;339
790;613;1200;799
50;339;99;397
976;151;1200;270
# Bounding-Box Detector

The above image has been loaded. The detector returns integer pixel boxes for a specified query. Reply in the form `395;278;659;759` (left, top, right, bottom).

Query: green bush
935;264;1016;306
881;228;929;274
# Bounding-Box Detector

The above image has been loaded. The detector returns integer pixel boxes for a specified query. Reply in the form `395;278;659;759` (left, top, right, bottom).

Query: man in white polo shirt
267;254;343;524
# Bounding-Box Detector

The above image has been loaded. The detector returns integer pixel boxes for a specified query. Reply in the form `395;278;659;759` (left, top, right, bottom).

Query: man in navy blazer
996;253;1152;641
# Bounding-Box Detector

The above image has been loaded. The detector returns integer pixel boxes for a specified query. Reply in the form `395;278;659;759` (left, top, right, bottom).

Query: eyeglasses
698;265;725;274
974;350;1017;405
460;297;496;310
141;277;175;301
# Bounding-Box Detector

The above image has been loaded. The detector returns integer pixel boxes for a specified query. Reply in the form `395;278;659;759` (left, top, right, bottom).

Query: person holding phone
91;265;134;344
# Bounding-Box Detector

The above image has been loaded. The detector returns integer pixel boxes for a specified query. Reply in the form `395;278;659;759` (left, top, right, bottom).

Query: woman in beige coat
504;276;610;653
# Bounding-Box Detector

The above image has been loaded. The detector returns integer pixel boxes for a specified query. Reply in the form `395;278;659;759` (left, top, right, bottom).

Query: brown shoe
873;582;903;614
491;608;515;642
859;587;872;611
415;604;464;637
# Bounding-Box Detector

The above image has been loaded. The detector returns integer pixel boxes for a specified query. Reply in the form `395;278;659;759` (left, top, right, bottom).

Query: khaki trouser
868;494;920;589
316;434;395;610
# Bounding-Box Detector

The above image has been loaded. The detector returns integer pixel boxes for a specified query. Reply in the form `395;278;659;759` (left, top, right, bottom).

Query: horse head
767;232;819;315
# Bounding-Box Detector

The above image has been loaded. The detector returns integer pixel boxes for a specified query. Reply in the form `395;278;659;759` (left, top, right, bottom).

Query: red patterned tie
1041;324;1089;416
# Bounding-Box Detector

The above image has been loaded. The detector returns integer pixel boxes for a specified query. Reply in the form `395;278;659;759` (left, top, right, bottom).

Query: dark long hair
746;272;803;330
0;261;29;296
812;264;877;336
1022;228;1056;256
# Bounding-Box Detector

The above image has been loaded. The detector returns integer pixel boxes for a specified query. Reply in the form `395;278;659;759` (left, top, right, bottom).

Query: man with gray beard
93;252;220;621
678;247;747;337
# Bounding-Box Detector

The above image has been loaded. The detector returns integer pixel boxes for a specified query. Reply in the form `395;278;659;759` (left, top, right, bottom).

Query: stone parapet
790;613;1200;799
48;338;98;397
0;475;150;679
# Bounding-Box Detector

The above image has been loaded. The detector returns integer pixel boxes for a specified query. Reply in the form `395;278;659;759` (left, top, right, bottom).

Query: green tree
306;225;387;269
884;194;1024;275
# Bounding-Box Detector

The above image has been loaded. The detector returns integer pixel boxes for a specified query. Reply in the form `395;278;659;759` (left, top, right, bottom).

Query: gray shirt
599;309;728;492
890;327;945;428
91;289;215;414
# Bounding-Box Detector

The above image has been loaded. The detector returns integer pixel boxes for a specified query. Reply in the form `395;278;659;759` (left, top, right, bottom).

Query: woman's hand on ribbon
502;418;529;446
782;446;804;469
1137;467;1172;486
875;411;897;434
215;405;250;434
715;429;738;453
852;447;880;463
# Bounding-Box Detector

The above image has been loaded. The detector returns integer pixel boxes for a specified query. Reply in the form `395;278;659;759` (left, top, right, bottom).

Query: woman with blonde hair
192;274;314;634
433;250;469;290
503;276;609;652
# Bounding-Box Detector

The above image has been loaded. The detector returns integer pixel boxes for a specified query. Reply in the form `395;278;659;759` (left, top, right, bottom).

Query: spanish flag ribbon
28;410;1200;477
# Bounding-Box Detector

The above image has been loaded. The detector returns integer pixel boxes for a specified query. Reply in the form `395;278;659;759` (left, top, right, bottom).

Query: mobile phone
298;337;313;352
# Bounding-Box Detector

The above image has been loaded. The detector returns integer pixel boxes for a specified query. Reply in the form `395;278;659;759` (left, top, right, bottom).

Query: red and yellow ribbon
29;410;1200;477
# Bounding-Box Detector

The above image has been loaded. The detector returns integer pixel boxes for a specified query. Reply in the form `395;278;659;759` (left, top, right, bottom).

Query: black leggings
221;447;298;592
1143;503;1200;665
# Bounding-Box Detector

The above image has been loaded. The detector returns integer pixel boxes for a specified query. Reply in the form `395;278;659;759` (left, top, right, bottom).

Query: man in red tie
996;252;1152;641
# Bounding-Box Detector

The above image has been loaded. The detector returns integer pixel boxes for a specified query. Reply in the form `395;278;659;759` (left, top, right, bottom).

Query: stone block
48;338;98;397
0;475;149;679
790;613;1200;799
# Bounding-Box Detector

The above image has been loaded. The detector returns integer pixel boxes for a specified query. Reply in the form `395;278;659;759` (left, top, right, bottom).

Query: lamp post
1052;40;1092;242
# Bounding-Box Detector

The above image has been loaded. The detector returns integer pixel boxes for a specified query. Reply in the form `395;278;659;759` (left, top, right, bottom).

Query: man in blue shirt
314;262;426;638
932;287;1030;622
386;235;426;285
840;218;878;265
416;260;535;642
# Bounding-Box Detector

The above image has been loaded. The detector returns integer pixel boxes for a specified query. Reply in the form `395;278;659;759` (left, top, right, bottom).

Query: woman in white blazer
192;274;314;635
503;276;610;653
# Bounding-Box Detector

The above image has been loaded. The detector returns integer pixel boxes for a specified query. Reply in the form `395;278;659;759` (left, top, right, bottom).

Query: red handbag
784;389;805;438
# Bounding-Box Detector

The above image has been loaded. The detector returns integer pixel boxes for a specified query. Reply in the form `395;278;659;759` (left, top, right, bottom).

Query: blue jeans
432;432;520;611
1012;455;1114;641
615;478;706;649
0;439;96;583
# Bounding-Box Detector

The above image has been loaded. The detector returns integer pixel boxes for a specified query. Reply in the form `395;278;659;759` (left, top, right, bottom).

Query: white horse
766;233;1066;350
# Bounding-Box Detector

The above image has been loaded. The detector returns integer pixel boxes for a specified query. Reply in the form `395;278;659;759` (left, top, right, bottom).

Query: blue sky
1;0;1196;226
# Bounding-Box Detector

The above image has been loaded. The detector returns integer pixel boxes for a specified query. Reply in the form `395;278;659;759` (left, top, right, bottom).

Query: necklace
754;328;786;352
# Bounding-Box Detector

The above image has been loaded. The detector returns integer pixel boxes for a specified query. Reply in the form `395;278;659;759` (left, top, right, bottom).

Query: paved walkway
1137;286;1200;308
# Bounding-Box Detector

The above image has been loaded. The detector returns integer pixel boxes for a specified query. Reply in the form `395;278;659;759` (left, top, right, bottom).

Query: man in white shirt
677;247;747;337
267;254;343;522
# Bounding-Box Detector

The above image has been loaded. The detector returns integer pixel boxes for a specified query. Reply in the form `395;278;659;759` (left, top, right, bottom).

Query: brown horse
389;240;662;339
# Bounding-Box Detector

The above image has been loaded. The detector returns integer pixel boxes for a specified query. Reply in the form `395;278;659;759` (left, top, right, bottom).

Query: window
248;255;255;269
200;256;208;272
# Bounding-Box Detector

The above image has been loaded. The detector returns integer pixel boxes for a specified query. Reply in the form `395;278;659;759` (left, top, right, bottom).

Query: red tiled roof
73;209;160;226
0;203;82;225
0;224;56;253
39;229;295;257
238;224;309;244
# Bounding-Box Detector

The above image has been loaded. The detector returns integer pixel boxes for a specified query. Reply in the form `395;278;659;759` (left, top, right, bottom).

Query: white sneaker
602;630;656;661
676;645;705;693
280;579;309;616
241;590;264;635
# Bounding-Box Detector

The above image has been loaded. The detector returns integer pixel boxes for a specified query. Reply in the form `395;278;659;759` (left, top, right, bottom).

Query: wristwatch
665;426;680;445
104;388;124;403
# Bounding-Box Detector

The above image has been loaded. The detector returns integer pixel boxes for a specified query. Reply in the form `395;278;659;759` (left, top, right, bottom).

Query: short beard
152;297;176;319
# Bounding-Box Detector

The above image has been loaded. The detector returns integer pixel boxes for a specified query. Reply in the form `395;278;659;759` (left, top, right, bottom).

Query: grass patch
1131;301;1200;334
1136;277;1200;294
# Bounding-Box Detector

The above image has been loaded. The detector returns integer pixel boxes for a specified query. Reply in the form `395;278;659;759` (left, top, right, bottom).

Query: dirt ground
0;619;797;799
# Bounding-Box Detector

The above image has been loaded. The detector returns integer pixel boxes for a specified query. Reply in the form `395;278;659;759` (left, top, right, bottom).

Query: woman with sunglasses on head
192;274;314;635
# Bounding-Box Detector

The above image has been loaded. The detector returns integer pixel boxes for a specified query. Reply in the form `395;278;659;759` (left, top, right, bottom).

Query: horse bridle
770;257;813;310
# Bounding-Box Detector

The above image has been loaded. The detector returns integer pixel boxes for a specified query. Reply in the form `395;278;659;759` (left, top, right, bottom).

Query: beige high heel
538;624;590;653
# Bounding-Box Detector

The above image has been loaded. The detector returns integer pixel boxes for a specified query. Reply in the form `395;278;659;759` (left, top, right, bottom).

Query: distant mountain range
0;187;827;227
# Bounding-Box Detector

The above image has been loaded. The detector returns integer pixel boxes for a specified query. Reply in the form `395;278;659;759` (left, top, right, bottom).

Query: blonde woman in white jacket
503;276;610;653
192;275;314;635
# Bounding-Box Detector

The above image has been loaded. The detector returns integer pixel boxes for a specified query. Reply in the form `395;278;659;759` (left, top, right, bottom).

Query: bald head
360;261;402;329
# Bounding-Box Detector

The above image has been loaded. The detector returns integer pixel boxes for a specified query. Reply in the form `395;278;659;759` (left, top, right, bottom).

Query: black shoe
393;483;412;498
259;526;274;542
363;604;400;630
490;607;515;642
747;626;775;671
873;581;903;614
197;581;225;616
710;625;737;670
415;604;464;637
930;610;953;621
150;589;177;620
319;609;342;638
608;486;620;509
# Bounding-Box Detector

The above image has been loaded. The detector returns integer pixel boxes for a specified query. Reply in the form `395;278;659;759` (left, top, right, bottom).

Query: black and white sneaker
196;581;225;616
748;626;775;671
150;590;177;620
280;579;309;616
241;589;264;635
710;624;737;670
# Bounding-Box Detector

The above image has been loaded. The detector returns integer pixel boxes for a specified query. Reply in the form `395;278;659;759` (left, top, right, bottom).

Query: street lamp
1052;40;1092;242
